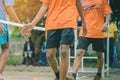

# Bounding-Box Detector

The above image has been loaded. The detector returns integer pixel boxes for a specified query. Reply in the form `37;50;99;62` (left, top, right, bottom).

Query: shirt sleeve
103;0;112;14
4;0;15;6
40;0;49;3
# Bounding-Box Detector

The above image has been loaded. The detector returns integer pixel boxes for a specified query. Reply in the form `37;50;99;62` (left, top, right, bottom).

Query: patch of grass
7;54;22;66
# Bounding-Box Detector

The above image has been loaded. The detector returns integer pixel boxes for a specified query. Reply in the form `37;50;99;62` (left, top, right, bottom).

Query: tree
13;0;46;55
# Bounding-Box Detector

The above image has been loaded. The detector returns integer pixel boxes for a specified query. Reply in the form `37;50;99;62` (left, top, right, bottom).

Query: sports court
3;66;120;80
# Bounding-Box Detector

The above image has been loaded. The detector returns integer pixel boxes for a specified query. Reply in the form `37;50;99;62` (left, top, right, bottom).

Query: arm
20;3;48;36
115;31;119;43
6;6;21;23
76;0;85;24
0;0;20;34
76;0;87;36
101;0;112;32
105;14;111;25
31;3;48;26
101;14;111;32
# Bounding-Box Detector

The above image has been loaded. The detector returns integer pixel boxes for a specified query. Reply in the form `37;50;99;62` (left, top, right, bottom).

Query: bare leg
96;52;103;73
67;49;85;80
46;48;59;74
0;43;9;74
59;45;70;80
72;49;85;73
93;52;103;80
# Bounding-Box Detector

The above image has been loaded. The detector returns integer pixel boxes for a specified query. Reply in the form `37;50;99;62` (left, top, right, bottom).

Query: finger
25;32;30;37
101;29;105;32
20;27;26;33
101;27;105;32
21;31;27;36
102;29;106;32
26;31;31;36
20;28;24;34
20;27;26;35
82;32;86;36
28;32;32;37
27;32;31;37
24;31;29;36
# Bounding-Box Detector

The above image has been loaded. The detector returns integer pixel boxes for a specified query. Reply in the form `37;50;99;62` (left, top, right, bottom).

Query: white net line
0;20;45;31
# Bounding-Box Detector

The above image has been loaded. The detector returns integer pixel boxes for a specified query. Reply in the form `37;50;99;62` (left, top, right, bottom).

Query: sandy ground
2;66;120;80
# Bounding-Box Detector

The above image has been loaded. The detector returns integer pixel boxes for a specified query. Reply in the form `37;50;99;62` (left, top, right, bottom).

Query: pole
106;24;110;75
106;0;110;75
0;20;45;31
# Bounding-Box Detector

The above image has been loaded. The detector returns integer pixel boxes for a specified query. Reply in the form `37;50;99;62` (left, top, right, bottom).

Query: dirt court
2;66;120;80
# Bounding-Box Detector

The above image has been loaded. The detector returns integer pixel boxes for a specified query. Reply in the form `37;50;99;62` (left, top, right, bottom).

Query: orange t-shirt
79;0;112;38
40;0;78;30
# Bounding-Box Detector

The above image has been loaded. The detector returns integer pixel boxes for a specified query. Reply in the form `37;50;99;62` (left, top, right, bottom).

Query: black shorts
77;37;104;52
46;28;74;48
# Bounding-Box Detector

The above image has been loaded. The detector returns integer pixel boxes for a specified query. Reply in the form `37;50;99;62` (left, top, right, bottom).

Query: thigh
60;28;74;45
46;30;61;48
77;37;90;50
91;38;104;52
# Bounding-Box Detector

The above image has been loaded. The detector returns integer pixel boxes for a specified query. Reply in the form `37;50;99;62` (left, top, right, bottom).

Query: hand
0;24;4;34
24;52;27;57
20;23;34;37
101;23;108;32
78;17;81;22
81;22;87;36
116;38;119;43
29;53;32;58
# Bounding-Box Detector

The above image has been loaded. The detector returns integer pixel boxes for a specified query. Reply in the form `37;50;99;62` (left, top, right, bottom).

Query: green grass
7;54;22;65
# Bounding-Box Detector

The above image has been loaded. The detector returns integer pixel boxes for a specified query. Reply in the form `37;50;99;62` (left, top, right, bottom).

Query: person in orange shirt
20;0;87;80
68;0;112;80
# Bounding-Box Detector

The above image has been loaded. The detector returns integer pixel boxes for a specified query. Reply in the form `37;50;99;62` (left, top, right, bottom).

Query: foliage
9;0;46;56
7;53;22;65
10;0;42;38
14;0;41;22
9;26;22;38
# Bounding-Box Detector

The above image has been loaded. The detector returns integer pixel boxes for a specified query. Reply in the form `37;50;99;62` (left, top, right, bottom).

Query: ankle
96;72;102;78
55;71;59;79
72;73;77;79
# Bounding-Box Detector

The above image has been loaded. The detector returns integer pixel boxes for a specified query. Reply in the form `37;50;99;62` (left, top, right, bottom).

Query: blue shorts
0;23;9;45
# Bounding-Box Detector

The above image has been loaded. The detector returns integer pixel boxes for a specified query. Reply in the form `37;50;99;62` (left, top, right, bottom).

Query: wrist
82;21;86;24
104;22;109;26
30;22;35;28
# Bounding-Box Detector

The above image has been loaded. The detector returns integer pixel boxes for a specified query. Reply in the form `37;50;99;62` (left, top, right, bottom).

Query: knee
76;49;85;59
46;52;54;62
1;51;9;59
60;48;69;59
97;55;103;60
97;53;103;60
